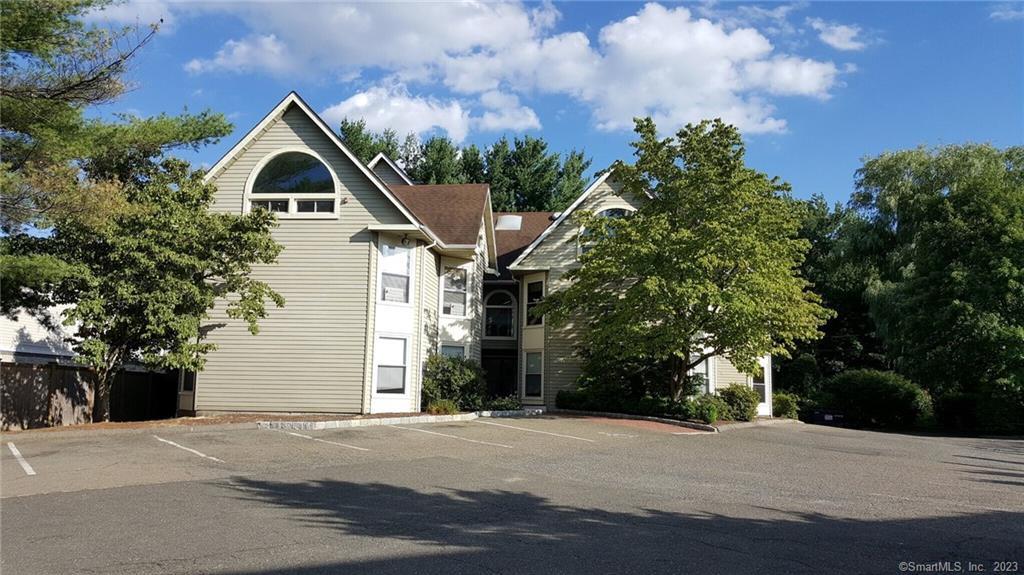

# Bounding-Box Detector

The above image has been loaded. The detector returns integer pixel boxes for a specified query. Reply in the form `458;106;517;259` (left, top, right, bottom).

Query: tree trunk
92;368;112;423
669;356;687;402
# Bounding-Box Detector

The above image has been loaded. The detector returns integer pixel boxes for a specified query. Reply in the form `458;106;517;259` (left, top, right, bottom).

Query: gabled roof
202;91;426;236
367;152;414;185
388;184;488;247
492;212;555;280
508;170;614;269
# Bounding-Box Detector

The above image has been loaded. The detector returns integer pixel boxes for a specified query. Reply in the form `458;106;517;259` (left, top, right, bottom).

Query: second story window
484;291;515;338
380;242;411;304
526;281;544;326
579;208;633;255
443;267;467;316
249;151;337;217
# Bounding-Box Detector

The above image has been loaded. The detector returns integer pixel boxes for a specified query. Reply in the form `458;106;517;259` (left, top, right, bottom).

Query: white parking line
391;425;514;449
475;420;596;442
7;443;36;476
281;430;369;452
152;435;224;463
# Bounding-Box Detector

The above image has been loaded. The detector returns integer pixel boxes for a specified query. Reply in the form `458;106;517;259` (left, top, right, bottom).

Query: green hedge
426;399;459;415
822;369;933;428
718;384;760;421
773;392;799;419
555;387;737;424
422;354;487;411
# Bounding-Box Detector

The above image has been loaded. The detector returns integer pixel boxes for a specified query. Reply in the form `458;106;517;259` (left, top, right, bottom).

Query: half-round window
484;290;516;338
580;207;633;255
249;151;337;216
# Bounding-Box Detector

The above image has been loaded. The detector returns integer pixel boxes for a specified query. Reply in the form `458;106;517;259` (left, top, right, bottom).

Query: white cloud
807;17;867;51
84;0;178;33
181;2;847;136
990;4;1024;20
184;34;290;75
476;91;541;132
321;86;471;142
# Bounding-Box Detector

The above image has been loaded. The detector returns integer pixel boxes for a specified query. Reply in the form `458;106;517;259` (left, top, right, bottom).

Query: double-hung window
440;344;465;359
380;242;411;304
443;267;467;316
751;369;766;403
526;281;544;326
525;352;543;398
376;337;407;394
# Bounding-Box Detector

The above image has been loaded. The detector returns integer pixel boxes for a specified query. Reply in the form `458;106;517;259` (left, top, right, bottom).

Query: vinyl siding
0;310;75;361
713;356;749;390
470;221;488;362
197;104;409;413
515;177;644;407
372;162;409;187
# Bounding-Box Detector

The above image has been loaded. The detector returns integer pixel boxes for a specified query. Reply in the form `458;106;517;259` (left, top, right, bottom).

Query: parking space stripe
152;435;224;463
475;420;596;442
7;442;36;476
391;425;514;449
282;431;369;452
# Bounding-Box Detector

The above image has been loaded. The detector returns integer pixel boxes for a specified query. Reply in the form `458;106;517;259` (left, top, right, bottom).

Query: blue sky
89;1;1023;204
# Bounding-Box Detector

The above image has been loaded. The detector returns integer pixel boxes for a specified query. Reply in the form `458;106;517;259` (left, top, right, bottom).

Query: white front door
753;356;772;417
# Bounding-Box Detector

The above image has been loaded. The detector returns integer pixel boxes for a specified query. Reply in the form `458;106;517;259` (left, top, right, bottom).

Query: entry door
177;371;196;414
482;353;517;397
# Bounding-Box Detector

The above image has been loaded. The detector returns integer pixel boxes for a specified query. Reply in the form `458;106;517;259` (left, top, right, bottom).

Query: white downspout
417;233;438;413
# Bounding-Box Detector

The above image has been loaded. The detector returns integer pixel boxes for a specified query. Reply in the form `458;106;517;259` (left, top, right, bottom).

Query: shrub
974;377;1024;434
691;394;729;424
773;392;799;419
422;354;487;411
556;387;693;420
822;370;933;428
718;384;760;422
934;392;979;432
426;399;459;415
484;395;523;411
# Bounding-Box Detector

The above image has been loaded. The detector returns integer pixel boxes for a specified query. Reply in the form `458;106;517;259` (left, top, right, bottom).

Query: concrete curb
258;413;478;430
715;418;804;432
548;408;718;433
257;408;547;431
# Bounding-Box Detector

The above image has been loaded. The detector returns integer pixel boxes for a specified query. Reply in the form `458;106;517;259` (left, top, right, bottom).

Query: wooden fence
0;361;179;430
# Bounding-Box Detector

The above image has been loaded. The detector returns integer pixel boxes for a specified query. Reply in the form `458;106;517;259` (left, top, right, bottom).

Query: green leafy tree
537;118;831;400
854;144;1024;398
507;136;560;210
417;136;464;184
0;0;236;316
552;149;592;211
48;159;284;421
338;118;399;164
338;118;376;164
485;137;515;210
398;132;423;180
460;144;486;184
773;195;885;396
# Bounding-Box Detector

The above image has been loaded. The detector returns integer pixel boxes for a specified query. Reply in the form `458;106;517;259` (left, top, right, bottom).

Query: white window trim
440;263;470;318
373;333;411;398
377;236;415;308
484;289;517;340
243;146;342;220
524;279;545;328
577;204;635;258
523;350;544;399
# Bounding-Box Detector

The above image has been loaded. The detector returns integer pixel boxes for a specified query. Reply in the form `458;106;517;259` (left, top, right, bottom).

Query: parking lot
2;416;1022;574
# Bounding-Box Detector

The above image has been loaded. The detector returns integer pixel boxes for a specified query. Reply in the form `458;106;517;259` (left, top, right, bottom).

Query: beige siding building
189;93;496;415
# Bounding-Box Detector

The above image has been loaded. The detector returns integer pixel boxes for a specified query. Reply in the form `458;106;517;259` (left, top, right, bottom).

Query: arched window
484;290;516;338
579;207;633;255
248;150;338;217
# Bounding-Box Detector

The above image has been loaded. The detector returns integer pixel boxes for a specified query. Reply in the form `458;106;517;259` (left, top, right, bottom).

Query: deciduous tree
538;118;831;400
